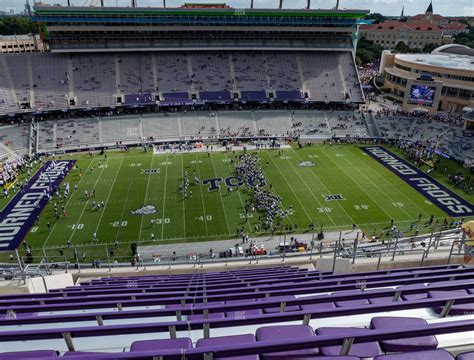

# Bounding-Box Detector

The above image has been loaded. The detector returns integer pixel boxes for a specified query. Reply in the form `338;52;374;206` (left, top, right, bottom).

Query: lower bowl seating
316;327;382;357
196;334;258;360
130;338;192;352
370;316;439;352
374;349;455;359
256;325;319;359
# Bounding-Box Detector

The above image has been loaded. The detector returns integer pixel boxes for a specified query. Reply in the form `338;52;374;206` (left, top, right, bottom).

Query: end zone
0;160;76;251
362;147;472;217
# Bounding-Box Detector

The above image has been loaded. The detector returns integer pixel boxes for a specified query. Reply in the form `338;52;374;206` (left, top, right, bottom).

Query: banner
0;160;76;251
362;147;472;217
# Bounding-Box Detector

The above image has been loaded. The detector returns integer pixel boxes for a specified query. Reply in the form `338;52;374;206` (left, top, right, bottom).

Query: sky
3;0;473;17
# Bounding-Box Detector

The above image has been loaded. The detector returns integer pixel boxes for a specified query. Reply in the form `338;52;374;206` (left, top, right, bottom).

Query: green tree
356;37;384;65
364;13;386;24
453;26;474;48
422;43;438;53
0;16;38;36
393;41;411;53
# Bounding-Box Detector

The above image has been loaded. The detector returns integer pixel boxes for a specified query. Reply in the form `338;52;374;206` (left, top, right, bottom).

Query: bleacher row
35;110;368;152
0;51;364;116
375;115;473;163
1;265;474;359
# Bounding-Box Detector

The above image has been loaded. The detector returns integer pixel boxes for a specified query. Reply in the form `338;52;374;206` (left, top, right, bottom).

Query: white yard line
113;161;142;242
345;148;431;218
93;157;125;234
42;159;95;248
323;148;411;221
290;148;356;225
266;151;314;225
65;158;112;245
194;153;209;235
285;149;341;226
209;153;232;235
160;154;169;240
138;154;156;242
181;154;186;239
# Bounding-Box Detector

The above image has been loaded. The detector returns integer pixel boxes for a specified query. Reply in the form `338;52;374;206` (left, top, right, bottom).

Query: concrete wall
27;273;74;293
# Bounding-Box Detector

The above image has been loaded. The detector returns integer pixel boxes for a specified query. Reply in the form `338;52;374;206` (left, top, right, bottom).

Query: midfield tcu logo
362;147;472;217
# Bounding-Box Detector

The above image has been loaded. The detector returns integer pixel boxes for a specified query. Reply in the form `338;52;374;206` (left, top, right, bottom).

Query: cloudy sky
3;0;473;17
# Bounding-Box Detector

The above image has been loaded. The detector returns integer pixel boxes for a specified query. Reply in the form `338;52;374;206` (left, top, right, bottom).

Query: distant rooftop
396;52;474;72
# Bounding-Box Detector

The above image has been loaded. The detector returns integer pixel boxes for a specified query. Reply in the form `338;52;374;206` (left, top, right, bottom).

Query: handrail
1;267;472;311
0;279;473;325
35;319;474;360
1;294;473;349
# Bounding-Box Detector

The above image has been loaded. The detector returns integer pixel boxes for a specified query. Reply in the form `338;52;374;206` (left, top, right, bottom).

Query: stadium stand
0;265;473;358
0;51;364;116
0;3;471;358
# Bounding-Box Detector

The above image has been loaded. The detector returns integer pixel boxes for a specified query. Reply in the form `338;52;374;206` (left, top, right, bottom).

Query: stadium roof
396;53;474;72
33;5;369;18
433;44;474;57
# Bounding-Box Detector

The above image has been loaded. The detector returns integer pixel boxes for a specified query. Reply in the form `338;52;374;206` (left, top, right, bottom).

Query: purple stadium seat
256;325;319;359
370;316;438;352
194;301;225;308
0;350;58;359
226;299;262;318
374;349;454;359
428;290;474;315
226;309;263;318
292;357;360;360
316;327;382;357
398;282;429;300
165;303;192;310
130;338;192;352
188;312;225;320
0;312;37;320
457;352;474;359
196;334;258;360
63;352;109;356
301;301;336;312
369;296;403;304
334;290;370;307
262;295;301;313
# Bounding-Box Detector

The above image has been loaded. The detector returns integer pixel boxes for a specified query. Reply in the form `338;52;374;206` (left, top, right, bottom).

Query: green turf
2;144;472;263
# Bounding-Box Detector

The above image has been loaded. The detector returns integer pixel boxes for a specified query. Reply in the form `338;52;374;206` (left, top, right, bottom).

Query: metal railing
1;226;464;280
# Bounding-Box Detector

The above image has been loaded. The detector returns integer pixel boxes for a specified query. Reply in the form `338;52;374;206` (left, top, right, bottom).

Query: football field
10;143;464;255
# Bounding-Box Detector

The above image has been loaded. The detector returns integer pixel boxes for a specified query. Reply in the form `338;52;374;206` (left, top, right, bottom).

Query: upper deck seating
0;51;364;117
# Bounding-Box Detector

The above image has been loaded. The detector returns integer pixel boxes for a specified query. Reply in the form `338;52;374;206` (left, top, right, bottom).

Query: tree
453;26;474;48
364;13;386;24
422;43;438;53
393;41;411;53
0;16;38;36
356;37;384;65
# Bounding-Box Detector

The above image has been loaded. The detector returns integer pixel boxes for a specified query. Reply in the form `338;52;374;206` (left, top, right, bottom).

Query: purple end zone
361;147;472;217
0;160;76;251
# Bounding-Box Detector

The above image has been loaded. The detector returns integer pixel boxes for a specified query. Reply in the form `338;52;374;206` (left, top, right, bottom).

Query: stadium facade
32;4;368;52
380;44;474;115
